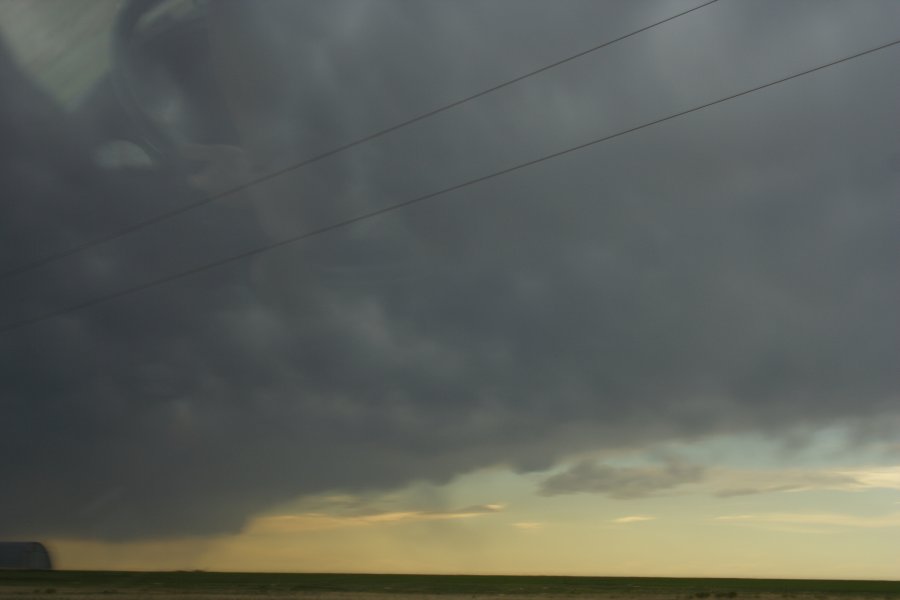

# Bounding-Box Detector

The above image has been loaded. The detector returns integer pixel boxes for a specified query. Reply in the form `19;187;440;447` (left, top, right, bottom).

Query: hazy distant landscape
2;573;900;600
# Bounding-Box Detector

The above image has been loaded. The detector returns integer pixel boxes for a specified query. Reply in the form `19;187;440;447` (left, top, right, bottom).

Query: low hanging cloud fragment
713;471;862;498
709;466;900;498
611;515;657;524
538;460;705;498
249;503;505;534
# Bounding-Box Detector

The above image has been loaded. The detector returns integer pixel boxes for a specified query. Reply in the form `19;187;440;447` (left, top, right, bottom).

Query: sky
0;0;899;579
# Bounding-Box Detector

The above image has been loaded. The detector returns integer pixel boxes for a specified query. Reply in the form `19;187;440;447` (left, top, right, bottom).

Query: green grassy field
1;572;900;598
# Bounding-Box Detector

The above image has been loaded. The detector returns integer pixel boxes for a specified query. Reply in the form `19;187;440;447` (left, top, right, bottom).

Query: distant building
0;542;53;570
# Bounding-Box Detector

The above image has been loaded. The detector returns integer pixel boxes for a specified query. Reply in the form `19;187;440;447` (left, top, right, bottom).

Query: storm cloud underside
1;0;898;539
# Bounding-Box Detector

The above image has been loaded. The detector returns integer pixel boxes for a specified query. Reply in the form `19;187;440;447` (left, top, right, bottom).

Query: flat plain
1;572;899;600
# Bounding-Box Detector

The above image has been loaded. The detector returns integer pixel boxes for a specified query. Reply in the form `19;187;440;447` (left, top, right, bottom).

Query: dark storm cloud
1;0;899;539
538;460;705;498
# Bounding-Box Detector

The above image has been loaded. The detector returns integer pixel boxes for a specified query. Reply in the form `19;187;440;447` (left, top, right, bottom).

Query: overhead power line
2;36;898;336
0;0;721;282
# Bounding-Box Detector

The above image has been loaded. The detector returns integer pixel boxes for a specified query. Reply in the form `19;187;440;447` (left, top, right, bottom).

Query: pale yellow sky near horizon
48;432;900;580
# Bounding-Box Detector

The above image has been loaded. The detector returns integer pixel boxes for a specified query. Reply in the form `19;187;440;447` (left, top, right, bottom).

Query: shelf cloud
1;0;898;540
